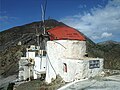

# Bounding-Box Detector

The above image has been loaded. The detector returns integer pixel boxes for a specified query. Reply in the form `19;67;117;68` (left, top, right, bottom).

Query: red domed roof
47;26;85;41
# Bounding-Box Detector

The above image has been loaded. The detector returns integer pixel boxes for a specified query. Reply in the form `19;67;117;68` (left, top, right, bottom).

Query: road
58;75;120;90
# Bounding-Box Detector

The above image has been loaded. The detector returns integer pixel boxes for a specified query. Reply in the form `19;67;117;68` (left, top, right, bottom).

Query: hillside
0;19;65;51
0;19;66;76
97;41;120;69
0;19;120;77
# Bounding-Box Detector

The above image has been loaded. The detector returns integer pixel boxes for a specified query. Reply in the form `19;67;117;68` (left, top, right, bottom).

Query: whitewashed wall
46;40;86;83
45;40;103;83
34;56;46;79
57;59;83;82
19;52;47;80
46;40;86;59
26;52;35;59
46;58;103;83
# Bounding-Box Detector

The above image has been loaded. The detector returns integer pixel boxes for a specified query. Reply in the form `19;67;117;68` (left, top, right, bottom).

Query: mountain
97;40;120;70
98;40;120;45
0;19;120;77
0;19;65;50
0;19;66;76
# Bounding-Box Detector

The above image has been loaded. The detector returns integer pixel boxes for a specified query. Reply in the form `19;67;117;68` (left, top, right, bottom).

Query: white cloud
101;32;112;38
0;16;9;24
60;0;120;42
0;15;18;25
91;36;101;40
91;32;113;40
79;5;87;8
0;16;9;20
0;16;17;21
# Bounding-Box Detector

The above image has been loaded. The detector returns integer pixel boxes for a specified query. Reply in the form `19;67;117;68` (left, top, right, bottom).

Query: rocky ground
0;74;65;90
0;75;17;90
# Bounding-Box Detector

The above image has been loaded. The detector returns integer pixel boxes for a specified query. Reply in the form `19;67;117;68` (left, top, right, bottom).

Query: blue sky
0;0;120;42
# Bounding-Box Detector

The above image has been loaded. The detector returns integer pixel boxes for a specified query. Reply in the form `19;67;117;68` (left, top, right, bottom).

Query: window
89;60;100;69
43;50;47;56
63;63;67;72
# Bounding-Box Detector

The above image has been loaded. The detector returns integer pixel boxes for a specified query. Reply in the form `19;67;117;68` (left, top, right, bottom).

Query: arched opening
63;63;67;73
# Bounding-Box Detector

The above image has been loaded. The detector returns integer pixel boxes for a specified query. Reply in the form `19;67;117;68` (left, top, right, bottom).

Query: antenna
36;26;40;47
41;0;47;35
39;0;48;70
39;0;57;79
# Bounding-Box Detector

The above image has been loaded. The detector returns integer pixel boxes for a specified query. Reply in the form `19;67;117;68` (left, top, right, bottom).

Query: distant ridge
98;40;120;45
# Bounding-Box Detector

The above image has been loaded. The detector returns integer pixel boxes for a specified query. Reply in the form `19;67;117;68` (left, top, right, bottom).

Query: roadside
58;74;120;90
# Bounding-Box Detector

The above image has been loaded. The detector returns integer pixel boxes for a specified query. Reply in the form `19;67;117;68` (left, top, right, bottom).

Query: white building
45;40;103;83
18;26;104;83
18;45;46;81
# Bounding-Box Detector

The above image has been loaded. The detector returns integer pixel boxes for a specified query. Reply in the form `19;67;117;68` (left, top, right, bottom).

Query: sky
0;0;120;43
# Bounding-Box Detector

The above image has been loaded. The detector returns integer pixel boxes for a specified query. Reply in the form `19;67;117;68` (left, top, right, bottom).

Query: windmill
18;0;58;82
33;0;59;80
39;0;48;69
33;0;50;80
24;0;48;81
39;0;58;80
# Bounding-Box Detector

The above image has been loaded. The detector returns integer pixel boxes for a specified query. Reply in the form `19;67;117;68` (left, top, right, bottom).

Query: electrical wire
53;41;67;49
46;54;57;75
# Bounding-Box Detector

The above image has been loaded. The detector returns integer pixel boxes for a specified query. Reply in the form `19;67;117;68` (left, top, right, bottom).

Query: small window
63;63;67;72
89;60;100;69
43;50;47;56
35;51;38;56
